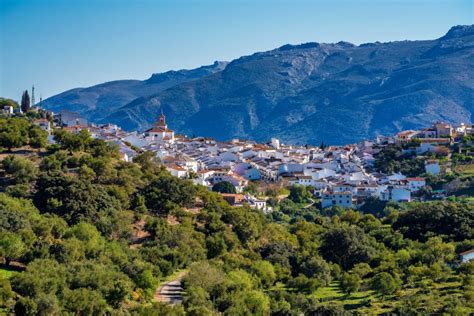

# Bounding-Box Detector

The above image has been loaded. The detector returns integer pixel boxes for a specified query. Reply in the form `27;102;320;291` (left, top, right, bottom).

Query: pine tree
20;90;30;113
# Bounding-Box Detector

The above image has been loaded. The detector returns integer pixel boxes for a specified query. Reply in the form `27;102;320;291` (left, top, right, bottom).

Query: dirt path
303;198;316;209
154;271;187;305
128;219;151;249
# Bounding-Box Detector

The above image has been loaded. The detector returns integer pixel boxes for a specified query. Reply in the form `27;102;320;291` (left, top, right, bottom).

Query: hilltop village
6;103;469;211
1;101;474;315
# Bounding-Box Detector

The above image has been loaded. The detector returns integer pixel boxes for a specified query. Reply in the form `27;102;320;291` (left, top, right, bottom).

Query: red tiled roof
459;249;474;256
146;126;174;133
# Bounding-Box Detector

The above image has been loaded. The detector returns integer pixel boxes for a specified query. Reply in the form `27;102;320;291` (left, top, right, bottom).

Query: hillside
44;25;474;144
41;61;228;123
0;117;473;314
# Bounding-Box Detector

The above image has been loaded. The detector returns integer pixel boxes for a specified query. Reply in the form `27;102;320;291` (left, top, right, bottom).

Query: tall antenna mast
31;85;35;107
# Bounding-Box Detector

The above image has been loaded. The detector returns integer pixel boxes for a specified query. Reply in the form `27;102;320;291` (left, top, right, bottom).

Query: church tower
157;109;167;127
145;109;175;144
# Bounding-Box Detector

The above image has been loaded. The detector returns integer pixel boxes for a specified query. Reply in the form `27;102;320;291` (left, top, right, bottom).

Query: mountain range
42;25;474;145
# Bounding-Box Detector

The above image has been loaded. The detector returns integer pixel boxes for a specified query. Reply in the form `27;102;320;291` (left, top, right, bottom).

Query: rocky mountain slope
41;61;228;123
44;25;474;144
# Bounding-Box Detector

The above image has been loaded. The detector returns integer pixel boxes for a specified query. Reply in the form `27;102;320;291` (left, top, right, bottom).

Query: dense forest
0;116;473;315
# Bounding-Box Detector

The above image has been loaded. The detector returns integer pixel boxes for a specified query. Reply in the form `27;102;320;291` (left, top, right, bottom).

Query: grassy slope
0;266;17;280
311;280;468;314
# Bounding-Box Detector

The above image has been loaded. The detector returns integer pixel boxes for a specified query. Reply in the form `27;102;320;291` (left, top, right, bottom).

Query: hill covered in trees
0;117;473;315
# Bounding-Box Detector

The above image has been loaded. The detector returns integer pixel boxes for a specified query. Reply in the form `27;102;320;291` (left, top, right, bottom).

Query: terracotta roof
459;249;474;256
166;163;186;171
397;130;417;137
147;127;174;133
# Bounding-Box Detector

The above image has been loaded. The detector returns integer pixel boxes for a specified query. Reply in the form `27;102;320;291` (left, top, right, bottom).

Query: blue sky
1;0;472;100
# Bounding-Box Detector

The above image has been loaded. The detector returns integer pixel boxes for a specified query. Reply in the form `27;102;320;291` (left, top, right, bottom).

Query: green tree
0;279;15;306
212;181;236;194
287;274;321;293
339;272;361;294
205;233;227;258
1;155;38;184
0;232;26;265
393;202;474;242
300;256;332;286
0;118;30;151
142;175;196;213
183;286;212;311
319;226;377;269
10;259;67;298
251;260;276;288
63;288;108;315
223;207;264;244
20;90;30;113
371;272;399;297
53;129;91;153
288;185;310;203
184;262;224;292
0;98;18;109
14;297;37;316
28;125;48;149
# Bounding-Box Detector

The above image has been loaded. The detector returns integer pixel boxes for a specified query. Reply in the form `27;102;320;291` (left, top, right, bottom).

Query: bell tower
157;109;167;127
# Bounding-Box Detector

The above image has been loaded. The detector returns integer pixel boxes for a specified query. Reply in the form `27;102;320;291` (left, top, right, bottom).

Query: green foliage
319;226;378;269
1;155;37;184
0;98;18;109
53;129;90;153
251;260;276;288
62;288;108;315
34;173;122;227
0;131;472;314
375;144;425;176
28;125;48;149
223;206;264;244
288;185;311;203
212;181;236;194
393;201;474;241
371;272;399;296
300;256;332;286
0;232;26;265
20;90;30;113
141;173;196;213
0;118;29;150
339;272;361;294
0;117;48;151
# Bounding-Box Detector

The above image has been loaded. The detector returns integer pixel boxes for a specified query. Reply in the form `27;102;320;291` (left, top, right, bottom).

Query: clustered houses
31;108;472;211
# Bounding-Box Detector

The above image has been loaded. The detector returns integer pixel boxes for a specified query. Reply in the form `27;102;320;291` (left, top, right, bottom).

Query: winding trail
154;271;187;305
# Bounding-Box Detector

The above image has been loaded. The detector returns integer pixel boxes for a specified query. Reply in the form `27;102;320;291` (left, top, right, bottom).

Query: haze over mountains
43;25;474;145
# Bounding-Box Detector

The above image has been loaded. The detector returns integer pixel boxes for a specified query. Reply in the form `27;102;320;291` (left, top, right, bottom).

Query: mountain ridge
43;25;474;145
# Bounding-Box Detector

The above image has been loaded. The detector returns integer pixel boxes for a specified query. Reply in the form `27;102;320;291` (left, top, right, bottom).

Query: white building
166;164;188;178
406;177;426;192
321;191;356;209
145;111;175;144
288;176;315;186
381;186;411;202
244;195;270;213
1;105;14;115
33;118;51;134
425;160;440;175
59;110;87;127
459;249;474;263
